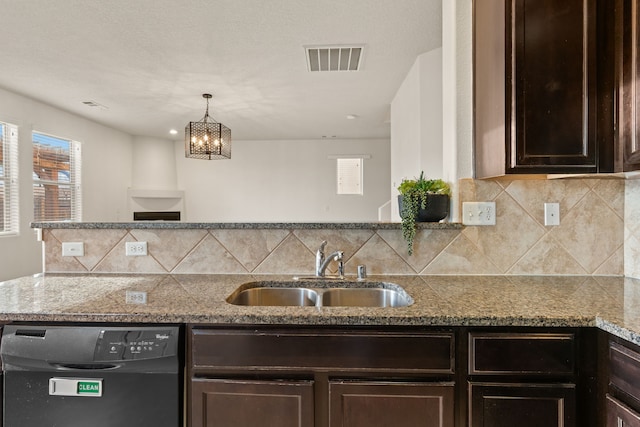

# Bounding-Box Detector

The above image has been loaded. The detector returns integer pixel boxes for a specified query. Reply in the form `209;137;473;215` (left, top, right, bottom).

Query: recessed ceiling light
169;129;178;135
346;114;358;120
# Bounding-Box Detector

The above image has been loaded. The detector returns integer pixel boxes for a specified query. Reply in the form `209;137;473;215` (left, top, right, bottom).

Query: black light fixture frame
185;94;231;160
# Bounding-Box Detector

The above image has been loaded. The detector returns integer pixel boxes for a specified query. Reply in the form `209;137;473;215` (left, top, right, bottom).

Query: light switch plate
544;203;560;226
62;242;84;257
462;202;496;226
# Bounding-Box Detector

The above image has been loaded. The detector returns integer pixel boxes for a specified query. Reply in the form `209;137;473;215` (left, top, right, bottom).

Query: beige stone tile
253;234;315;275
625;233;640;279
462;192;545;272
377;228;460;272
592;179;625;219
508;234;588;275
93;232;167;274
551;191;624;273
504;179;590;227
173;234;248;274
626;180;640;236
43;231;88;273
346;234;414;275
422;234;501;275
594;245;624;276
293;229;374;264
458;178;503;203
211;229;290;272
50;228;127;271
130;229;208;271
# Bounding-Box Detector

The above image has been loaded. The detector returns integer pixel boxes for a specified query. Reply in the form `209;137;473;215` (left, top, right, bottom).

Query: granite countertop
0;274;638;345
30;221;464;230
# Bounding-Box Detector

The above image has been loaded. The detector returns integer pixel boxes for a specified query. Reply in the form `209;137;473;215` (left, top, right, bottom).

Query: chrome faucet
315;240;344;277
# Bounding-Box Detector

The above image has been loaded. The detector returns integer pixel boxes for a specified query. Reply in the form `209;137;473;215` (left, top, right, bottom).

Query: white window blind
336;157;363;195
0;122;19;235
33;132;82;222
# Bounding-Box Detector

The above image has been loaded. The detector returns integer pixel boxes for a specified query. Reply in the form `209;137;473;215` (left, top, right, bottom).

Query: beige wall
42;177;631;276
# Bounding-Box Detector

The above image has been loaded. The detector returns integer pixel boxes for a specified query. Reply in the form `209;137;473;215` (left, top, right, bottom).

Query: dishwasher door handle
51;363;120;371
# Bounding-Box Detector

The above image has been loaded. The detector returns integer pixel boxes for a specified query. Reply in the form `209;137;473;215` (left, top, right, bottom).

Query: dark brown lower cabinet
469;383;576;427
328;381;454;427
607;395;640;427
191;378;314;427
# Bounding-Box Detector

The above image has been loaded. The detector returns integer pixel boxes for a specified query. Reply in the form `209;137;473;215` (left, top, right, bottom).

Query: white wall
0;87;132;281
175;138;390;222
390;48;444;220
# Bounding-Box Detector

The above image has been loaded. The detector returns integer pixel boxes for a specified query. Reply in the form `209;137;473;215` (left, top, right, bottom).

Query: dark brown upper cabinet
616;0;640;171
474;0;619;177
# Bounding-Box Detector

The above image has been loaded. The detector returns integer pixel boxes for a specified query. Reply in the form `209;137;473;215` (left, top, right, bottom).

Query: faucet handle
318;240;327;255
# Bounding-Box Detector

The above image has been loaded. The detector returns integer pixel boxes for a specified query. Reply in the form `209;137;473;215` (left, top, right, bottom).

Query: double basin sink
227;279;413;308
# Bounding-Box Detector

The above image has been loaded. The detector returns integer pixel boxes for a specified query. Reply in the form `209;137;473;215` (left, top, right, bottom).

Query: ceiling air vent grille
305;45;364;72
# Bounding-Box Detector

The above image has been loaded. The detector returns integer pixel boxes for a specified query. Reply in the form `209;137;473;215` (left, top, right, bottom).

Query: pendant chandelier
185;93;231;160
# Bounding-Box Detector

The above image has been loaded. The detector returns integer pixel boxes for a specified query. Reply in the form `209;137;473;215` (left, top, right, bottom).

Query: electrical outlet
62;242;84;257
125;290;147;304
125;241;148;256
544;203;560;226
462;202;496;226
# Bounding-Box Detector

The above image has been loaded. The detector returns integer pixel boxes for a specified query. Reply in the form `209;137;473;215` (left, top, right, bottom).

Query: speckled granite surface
31;222;463;230
0;274;639;345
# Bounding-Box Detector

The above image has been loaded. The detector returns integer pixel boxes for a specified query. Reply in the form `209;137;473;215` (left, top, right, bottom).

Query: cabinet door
507;0;601;173
190;378;314;427
474;0;616;176
607;395;640;427
469;382;576;427
616;0;640;171
328;381;454;427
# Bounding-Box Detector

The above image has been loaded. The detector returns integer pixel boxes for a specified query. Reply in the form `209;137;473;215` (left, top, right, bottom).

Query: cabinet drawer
469;332;575;375
607;395;640;427
610;341;640;405
191;328;454;374
329;381;455;427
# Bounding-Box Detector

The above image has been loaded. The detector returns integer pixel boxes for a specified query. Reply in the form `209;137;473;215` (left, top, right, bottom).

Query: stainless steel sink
321;288;410;308
227;281;412;308
227;287;318;306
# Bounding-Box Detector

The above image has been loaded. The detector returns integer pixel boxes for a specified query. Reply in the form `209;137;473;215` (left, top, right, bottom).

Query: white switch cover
125;241;148;256
462;202;496;226
544;203;560;226
62;242;84;257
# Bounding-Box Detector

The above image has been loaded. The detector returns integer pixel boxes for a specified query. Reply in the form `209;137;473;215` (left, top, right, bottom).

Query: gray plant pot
398;194;450;222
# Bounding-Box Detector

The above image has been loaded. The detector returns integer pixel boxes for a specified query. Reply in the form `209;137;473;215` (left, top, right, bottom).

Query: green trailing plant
398;172;451;255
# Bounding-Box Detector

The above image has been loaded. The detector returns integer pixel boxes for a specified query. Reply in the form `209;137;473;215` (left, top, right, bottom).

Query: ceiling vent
82;101;108;109
305;45;364;72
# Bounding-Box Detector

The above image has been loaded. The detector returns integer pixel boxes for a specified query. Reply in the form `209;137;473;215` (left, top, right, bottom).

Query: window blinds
33;132;82;222
0;122;19;235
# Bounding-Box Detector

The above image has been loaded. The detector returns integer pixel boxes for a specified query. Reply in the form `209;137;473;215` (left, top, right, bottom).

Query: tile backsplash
42;178;637;277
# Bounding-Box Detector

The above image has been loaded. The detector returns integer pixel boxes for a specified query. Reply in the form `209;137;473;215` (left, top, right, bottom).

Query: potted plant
398;172;451;255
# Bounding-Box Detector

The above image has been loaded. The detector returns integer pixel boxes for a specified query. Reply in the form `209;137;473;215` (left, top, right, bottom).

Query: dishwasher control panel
94;329;177;361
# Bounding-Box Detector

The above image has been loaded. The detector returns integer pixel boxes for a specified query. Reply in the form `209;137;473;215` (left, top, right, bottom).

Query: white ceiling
0;0;442;141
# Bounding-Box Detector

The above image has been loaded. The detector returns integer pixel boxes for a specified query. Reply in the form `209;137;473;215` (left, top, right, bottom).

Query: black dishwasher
1;324;182;427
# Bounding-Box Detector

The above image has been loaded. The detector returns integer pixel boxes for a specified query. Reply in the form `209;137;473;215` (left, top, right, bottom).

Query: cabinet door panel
469;382;575;427
508;0;598;172
329;381;454;427
191;378;314;427
607;395;640;427
617;0;640;171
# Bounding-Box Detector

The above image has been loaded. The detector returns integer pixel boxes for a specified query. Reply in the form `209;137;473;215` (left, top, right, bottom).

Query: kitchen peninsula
2;221;638;427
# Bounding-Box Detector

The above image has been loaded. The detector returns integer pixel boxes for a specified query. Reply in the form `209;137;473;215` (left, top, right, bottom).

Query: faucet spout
316;250;344;277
